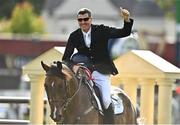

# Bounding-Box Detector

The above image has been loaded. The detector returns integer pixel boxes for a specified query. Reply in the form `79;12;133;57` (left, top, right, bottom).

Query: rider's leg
103;103;114;124
92;71;111;108
92;71;114;124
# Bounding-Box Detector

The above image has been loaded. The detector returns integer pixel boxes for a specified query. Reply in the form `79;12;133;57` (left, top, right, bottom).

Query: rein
76;65;94;80
63;67;96;123
46;67;95;124
47;77;82;123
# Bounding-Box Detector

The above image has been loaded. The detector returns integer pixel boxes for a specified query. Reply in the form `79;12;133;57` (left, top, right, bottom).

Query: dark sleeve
62;34;75;68
108;18;134;38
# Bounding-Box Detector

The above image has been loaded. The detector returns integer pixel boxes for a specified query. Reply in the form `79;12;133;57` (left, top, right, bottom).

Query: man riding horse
62;7;133;123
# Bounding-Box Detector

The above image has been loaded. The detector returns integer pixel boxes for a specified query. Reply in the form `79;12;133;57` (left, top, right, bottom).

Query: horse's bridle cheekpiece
45;61;85;123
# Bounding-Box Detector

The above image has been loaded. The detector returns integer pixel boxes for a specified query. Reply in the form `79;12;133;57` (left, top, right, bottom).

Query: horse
41;61;137;124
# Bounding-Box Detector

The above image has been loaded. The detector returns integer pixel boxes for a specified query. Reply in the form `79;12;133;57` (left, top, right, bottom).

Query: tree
155;0;175;18
3;1;44;34
0;0;44;19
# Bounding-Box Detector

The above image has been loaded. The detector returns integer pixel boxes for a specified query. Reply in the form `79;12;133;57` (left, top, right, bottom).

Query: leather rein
45;67;96;124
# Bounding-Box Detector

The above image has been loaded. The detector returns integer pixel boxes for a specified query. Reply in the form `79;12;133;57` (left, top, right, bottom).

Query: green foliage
156;0;175;10
3;1;45;34
10;2;34;33
155;0;175;18
176;0;180;22
32;17;45;33
0;20;11;32
0;0;43;19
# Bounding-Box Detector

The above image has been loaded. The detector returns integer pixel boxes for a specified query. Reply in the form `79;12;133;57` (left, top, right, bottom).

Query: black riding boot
103;103;114;124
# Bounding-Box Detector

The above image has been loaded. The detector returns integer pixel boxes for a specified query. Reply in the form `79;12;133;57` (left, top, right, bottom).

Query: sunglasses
77;17;90;22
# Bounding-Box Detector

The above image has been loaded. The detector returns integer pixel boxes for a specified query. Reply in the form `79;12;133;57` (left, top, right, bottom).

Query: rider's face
77;13;92;33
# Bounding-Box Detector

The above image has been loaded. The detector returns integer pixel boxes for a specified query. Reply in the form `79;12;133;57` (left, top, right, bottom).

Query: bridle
45;77;69;122
45;67;93;124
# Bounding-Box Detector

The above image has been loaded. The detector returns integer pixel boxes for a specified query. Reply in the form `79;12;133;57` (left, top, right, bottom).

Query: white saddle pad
111;86;125;114
92;85;124;115
87;81;124;115
111;94;124;114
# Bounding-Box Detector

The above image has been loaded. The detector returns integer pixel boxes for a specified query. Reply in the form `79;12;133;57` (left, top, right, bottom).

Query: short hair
77;8;92;17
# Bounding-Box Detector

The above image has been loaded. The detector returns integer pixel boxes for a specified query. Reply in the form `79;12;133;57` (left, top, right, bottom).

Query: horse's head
41;61;78;123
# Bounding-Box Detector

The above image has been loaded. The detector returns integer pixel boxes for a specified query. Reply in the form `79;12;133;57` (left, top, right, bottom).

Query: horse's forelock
45;64;64;78
62;64;74;81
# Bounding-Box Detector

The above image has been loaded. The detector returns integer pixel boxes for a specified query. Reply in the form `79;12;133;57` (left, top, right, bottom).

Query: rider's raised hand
120;7;130;22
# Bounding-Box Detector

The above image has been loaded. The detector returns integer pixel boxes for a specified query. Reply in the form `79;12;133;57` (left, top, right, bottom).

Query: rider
62;7;133;123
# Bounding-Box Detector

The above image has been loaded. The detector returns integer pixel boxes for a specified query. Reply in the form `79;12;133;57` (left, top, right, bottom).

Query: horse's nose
50;113;62;122
56;112;62;121
50;107;63;122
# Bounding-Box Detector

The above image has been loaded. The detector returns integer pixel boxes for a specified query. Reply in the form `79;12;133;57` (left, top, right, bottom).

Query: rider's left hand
120;7;130;22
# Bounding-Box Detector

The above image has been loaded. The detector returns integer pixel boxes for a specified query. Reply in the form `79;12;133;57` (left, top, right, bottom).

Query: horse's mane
42;61;137;124
53;62;78;85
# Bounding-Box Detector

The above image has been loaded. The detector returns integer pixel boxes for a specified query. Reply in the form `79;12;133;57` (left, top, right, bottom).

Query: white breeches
92;71;111;109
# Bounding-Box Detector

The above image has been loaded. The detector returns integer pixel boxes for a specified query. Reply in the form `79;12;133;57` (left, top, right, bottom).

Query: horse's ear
56;61;62;69
41;61;50;72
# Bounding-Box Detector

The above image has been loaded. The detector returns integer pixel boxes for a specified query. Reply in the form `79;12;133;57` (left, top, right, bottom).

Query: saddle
94;85;124;115
76;65;124;115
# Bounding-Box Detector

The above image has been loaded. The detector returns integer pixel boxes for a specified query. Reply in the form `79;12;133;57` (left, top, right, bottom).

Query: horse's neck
65;79;92;122
63;77;81;119
68;78;78;96
69;80;90;110
77;81;91;107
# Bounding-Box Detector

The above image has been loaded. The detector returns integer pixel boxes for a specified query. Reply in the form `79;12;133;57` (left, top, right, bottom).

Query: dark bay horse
41;61;137;124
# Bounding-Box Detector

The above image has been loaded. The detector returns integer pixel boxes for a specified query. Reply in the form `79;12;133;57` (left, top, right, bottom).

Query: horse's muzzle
50;111;63;122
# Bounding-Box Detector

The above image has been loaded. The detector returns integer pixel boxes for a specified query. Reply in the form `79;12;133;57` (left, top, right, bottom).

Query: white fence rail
0;96;47;124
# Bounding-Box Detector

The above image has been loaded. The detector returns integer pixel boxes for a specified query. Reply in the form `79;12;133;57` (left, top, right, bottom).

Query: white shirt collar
82;27;91;48
82;27;91;36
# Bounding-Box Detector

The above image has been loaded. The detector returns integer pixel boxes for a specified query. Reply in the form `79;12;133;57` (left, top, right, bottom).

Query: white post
29;74;45;124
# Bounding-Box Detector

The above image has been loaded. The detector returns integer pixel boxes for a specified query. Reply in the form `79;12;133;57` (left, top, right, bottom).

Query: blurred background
0;0;179;124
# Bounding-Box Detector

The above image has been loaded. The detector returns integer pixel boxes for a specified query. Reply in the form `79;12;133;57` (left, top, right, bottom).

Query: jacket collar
77;24;96;48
